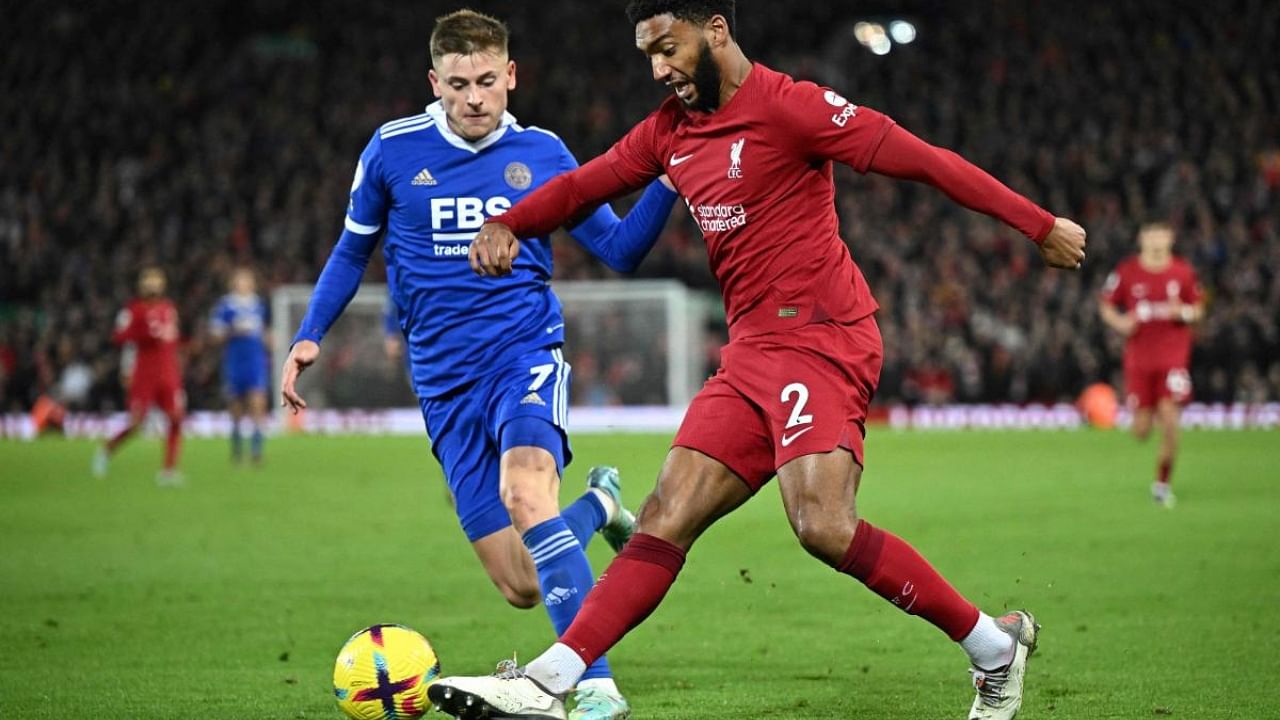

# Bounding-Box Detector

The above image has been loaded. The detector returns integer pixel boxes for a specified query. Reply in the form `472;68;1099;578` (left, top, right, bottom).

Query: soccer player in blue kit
280;10;677;719
210;267;271;464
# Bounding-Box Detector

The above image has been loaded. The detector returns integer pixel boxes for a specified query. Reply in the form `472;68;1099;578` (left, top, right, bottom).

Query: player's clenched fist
469;222;520;276
280;339;320;414
1040;217;1088;270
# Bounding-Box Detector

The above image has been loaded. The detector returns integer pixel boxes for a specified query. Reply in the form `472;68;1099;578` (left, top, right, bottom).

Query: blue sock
230;423;242;459
250;428;264;460
561;492;607;549
522;517;612;681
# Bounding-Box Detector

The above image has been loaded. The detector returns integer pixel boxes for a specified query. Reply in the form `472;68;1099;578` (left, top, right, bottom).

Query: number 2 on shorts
781;382;813;429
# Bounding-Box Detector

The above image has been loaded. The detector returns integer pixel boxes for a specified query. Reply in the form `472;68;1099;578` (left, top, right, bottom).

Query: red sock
1157;459;1172;485
106;424;137;453
163;418;183;470
560;533;686;665
838;520;980;641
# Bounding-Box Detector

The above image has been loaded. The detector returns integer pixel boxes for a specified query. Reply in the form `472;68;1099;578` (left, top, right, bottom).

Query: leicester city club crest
504;162;532;190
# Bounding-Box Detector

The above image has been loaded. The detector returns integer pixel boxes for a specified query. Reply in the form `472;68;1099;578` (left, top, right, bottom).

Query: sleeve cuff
344;216;382;235
292;329;323;346
1031;210;1056;245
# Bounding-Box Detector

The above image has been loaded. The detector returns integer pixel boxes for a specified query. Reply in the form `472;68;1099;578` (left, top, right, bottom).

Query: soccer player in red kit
93;267;186;486
429;2;1086;719
1100;221;1203;508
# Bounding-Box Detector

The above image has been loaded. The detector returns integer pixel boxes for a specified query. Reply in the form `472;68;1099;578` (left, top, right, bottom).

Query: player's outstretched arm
472;151;658;276
566;177;678;273
867;125;1086;268
280;340;319;413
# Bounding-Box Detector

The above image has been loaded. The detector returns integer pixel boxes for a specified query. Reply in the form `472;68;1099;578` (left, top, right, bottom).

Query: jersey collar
425;101;517;153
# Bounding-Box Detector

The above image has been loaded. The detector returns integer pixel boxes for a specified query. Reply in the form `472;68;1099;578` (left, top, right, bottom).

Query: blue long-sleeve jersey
295;101;676;399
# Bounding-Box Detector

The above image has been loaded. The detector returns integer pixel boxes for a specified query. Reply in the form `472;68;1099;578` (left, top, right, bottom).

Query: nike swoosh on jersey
780;426;814;447
669;153;695;166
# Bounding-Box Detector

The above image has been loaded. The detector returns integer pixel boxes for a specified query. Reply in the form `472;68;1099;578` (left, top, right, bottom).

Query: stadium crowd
2;0;1277;412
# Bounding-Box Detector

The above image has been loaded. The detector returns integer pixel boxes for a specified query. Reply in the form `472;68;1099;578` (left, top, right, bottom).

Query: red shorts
674;315;883;492
1124;365;1192;410
128;377;186;418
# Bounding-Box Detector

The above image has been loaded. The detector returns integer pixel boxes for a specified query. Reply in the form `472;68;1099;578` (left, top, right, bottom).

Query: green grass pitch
1;429;1277;719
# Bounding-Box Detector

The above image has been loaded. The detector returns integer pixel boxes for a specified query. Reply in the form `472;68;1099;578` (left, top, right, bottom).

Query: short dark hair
625;0;736;36
430;9;509;63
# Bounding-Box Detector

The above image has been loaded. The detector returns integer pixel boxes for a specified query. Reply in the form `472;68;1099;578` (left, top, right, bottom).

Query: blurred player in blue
210;267;270;465
279;10;676;719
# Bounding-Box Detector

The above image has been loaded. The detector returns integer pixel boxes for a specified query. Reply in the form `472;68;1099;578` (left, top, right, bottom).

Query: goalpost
270;280;710;432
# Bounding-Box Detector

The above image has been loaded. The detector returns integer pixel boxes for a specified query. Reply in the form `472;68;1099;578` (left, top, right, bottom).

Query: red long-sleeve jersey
495;63;1054;341
113;297;182;385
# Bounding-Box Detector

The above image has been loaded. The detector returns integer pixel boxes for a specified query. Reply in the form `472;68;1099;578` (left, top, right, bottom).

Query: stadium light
889;20;917;44
854;18;918;55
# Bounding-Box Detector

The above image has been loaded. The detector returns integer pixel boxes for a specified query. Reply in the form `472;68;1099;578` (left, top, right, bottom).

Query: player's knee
791;506;856;567
500;479;557;532
634;486;699;549
788;515;849;566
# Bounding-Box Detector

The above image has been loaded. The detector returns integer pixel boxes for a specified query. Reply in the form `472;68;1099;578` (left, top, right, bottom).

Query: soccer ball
333;624;441;719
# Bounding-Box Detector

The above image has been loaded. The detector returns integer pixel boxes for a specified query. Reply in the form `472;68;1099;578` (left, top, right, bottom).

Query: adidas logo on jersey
520;392;546;407
411;168;438;186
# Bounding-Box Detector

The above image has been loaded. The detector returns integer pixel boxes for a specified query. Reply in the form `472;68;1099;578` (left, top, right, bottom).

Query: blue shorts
421;346;573;542
224;360;268;397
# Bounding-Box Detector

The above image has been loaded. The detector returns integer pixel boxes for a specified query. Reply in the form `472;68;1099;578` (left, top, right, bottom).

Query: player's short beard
689;39;722;112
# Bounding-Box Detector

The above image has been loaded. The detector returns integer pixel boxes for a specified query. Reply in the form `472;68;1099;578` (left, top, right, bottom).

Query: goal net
271;280;709;429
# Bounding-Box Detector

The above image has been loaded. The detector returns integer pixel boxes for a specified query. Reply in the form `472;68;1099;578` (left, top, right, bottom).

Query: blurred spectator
2;1;1276;409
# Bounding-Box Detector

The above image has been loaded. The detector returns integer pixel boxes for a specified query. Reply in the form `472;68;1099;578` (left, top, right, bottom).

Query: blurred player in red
430;2;1087;719
1100;221;1203;507
93;267;186;486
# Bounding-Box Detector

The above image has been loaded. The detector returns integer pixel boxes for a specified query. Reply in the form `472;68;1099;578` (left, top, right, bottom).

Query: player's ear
428;68;443;98
705;14;730;49
506;60;517;91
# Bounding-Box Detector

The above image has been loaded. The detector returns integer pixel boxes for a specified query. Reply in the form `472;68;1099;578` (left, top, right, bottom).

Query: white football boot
429;658;567;719
968;610;1040;720
1151;482;1177;508
569;685;631;720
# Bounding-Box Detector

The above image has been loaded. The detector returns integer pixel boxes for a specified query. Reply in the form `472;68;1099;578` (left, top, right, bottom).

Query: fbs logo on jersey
520;392;546;407
411;167;438;186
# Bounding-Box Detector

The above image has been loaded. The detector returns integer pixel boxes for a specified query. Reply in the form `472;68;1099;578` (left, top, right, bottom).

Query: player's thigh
421;393;510;544
226;395;245;418
731;317;882;472
639;446;755;551
246;390;268;418
1124;366;1158;414
672;373;776;492
776;449;862;565
1159;367;1193;406
489;349;574;530
469;526;540;609
159;386;186;421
